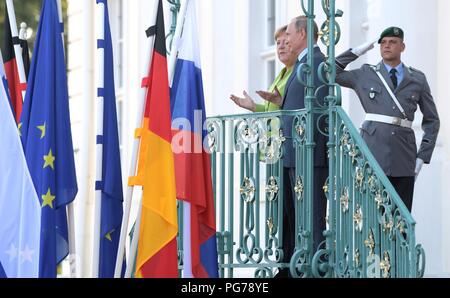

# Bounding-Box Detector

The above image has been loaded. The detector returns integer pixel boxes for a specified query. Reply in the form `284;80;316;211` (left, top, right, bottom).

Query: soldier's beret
378;27;404;43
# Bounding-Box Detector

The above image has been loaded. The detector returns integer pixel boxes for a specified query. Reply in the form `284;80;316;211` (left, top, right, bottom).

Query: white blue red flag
170;0;219;278
0;50;41;278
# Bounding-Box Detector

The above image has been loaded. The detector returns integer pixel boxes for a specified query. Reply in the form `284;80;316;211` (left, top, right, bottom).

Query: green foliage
1;0;67;55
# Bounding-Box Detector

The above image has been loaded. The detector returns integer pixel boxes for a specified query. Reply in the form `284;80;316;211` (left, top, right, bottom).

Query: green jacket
255;66;293;112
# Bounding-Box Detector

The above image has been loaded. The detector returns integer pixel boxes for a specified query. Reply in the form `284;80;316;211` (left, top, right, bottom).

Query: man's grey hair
293;15;319;41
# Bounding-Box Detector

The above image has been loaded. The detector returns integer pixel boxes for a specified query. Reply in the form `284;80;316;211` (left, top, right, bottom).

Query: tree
1;0;68;55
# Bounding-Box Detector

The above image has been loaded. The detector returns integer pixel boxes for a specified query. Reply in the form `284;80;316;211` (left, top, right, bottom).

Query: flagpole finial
19;22;28;40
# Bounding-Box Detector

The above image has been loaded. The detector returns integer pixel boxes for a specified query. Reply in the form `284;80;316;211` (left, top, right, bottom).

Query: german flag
128;0;178;278
2;11;30;123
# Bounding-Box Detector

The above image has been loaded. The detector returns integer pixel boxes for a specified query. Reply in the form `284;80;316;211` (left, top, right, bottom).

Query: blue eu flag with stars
98;0;124;278
20;0;78;278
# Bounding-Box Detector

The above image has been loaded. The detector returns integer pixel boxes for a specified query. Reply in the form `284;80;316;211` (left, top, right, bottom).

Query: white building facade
66;0;450;277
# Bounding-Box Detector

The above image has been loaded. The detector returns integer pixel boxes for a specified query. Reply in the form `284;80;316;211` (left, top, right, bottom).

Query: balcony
202;107;425;278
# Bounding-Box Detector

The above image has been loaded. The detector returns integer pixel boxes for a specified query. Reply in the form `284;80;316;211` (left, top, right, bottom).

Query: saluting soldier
335;27;440;212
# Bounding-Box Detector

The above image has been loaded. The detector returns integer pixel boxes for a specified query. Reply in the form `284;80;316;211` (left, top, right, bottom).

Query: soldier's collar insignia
369;87;376;99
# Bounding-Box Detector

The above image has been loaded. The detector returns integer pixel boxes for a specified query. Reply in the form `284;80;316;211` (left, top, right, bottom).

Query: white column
81;0;96;276
68;0;95;278
196;0;253;117
79;0;94;278
337;0;369;125
435;0;450;277
436;0;450;158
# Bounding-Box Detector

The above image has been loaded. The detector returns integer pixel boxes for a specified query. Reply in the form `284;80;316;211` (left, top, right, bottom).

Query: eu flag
20;0;77;278
0;262;5;278
98;0;124;278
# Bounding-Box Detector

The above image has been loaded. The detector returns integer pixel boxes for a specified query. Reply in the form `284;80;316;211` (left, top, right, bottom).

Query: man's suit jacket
281;46;328;169
335;50;440;177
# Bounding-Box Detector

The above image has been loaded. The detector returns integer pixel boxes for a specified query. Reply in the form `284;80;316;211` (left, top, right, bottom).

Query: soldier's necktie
390;68;398;89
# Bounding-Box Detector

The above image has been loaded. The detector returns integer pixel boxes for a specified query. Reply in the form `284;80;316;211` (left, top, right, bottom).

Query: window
108;0;124;91
109;0;125;149
115;0;124;149
117;0;124;89
260;0;277;91
250;0;287;96
267;0;276;47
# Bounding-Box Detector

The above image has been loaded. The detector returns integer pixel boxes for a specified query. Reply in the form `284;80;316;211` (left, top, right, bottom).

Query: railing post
166;0;181;55
323;0;341;278
324;0;336;279
304;2;316;275
289;0;317;278
310;0;344;277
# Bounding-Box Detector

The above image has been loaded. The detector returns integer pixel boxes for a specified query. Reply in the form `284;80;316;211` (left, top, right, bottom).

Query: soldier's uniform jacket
336;50;440;177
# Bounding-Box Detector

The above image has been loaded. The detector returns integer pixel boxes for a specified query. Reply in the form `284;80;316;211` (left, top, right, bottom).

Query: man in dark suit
258;15;328;277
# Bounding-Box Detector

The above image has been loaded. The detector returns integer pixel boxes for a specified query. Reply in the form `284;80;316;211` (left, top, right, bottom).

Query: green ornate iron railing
205;106;425;278
205;111;292;278
311;106;425;278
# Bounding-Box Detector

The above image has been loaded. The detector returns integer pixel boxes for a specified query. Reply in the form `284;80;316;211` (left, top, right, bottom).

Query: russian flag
170;0;218;278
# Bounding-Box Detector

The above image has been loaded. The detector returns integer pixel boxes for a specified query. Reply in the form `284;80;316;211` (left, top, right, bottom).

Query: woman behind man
230;25;297;111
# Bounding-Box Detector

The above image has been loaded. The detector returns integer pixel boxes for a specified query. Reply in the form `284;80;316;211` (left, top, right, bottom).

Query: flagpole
167;0;190;87
124;202;142;278
56;0;66;56
113;0;160;278
92;0;105;278
5;0;27;101
55;0;77;278
112;49;150;277
166;0;190;276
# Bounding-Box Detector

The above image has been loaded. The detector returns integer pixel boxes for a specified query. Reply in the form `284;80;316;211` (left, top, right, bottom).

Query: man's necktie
390;68;398;89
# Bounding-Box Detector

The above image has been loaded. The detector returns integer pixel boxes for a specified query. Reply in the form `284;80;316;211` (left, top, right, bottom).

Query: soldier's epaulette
409;66;424;75
364;64;377;70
